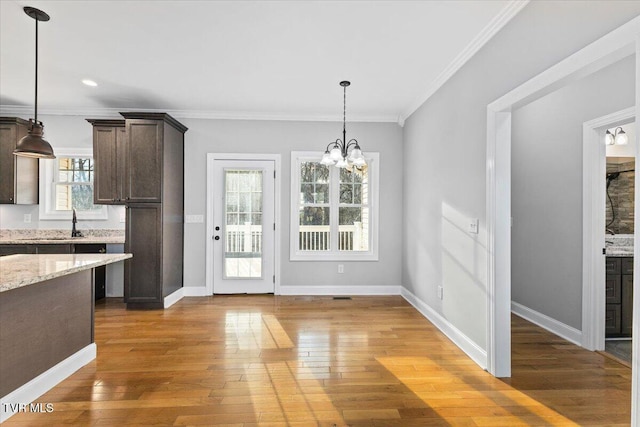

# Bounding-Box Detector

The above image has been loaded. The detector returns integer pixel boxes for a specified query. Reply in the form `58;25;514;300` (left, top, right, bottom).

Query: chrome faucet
71;209;83;237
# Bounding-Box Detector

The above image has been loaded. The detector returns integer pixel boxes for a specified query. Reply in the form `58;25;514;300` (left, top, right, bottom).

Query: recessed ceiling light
82;79;98;87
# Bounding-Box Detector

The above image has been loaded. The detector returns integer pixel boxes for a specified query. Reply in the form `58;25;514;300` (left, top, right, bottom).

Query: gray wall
511;56;636;330
402;1;640;349
0;114;125;230
181;118;403;289
0;114;404;290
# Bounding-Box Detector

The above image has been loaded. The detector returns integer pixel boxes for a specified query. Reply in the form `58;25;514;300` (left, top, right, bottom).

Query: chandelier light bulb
616;130;629;145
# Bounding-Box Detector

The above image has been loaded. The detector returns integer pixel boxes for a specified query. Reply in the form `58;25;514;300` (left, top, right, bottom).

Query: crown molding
0;105;399;124
399;0;530;124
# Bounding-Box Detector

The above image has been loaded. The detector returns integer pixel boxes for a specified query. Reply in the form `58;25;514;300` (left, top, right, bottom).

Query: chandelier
320;81;366;169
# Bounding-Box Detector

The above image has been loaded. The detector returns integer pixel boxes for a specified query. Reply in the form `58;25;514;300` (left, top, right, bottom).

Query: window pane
299;207;330;251
340;184;353;204
315;184;329;203
251;193;262;212
301;184;314;203
55;184;100;211
226;193;238;212
353;184;362;204
338;207;369;251
54;157;100;213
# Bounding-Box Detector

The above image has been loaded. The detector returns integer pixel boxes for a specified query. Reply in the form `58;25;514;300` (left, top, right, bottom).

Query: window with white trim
290;151;379;261
40;148;108;220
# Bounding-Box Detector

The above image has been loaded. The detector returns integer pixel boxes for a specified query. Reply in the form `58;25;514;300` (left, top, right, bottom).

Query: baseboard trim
278;285;401;296
164;288;184;308
183;286;208;297
511;301;582;346
0;343;96;423
401;287;487;370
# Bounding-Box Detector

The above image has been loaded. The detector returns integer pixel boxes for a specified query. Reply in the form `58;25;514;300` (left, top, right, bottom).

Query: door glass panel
224;169;263;279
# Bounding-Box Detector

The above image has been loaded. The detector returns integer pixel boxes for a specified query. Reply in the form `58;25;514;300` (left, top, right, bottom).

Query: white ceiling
0;0;521;123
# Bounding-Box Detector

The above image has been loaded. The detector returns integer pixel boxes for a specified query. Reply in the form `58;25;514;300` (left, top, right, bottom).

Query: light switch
185;214;204;223
468;218;479;234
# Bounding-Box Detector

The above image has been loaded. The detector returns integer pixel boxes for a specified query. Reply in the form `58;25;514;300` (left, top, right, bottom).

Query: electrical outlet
468;218;479;234
119;213;126;223
338;264;344;274
23;214;31;223
437;286;444;300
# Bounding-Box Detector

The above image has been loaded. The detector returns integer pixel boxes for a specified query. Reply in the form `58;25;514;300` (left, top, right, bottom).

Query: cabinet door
125;204;162;306
0;123;17;203
125;120;162;203
116;126;127;203
606;304;622;336
606;275;621;304
35;244;72;254
93;126;119;204
0;245;35;256
622;275;633;336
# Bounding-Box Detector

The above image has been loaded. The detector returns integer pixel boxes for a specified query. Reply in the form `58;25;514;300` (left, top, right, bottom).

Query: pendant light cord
34;17;38;123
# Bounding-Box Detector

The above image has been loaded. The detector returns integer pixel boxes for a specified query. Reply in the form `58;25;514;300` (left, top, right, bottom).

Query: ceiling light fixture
14;6;55;159
82;79;98;87
320;81;366;169
605;126;629;146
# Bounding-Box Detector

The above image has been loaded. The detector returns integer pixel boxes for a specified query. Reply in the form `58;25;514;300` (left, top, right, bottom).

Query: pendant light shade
14;120;55;158
14;6;55;159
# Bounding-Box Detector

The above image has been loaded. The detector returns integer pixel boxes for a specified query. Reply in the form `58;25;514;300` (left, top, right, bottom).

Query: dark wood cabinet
0;117;38;204
125;204;162;307
606;256;633;337
87;119;127;204
118;113;187;309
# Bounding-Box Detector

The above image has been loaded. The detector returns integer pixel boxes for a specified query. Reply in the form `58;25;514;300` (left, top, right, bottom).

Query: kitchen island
0;253;131;422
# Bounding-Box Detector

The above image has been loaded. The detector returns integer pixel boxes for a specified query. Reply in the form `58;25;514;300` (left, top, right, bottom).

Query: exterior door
212;160;275;293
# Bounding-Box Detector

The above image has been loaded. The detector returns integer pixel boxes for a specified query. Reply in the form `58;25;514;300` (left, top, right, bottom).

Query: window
40;148;108;220
290;151;379;261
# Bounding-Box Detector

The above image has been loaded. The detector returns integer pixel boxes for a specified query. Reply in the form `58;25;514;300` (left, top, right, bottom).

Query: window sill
290;251;378;262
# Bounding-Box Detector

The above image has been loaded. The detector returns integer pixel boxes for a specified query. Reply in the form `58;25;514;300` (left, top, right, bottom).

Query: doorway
206;154;281;295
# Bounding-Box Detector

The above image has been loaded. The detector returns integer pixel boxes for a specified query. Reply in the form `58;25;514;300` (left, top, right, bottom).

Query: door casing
206;153;281;295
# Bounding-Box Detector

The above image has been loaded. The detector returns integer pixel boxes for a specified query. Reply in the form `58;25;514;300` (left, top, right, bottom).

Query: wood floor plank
2;296;631;426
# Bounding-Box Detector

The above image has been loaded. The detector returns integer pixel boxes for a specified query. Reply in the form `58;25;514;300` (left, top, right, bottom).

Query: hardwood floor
4;296;631;426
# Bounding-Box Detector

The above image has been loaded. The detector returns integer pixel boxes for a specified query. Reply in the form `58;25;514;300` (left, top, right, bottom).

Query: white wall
181;118;403;290
402;1;640;351
511;55;636;330
0;114;125;230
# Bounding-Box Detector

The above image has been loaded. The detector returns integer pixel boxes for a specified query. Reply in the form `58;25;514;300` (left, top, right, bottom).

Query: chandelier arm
345;139;360;149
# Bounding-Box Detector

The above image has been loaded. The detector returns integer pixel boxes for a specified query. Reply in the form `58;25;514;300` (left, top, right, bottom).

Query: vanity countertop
606;234;634;257
0;253;132;292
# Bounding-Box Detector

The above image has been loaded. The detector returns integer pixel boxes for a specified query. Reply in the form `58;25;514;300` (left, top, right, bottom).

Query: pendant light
320;81;366;169
14;6;55;159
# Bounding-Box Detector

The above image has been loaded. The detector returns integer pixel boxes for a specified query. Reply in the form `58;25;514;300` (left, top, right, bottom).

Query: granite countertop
606;234;634;257
0;229;125;245
0;253;132;293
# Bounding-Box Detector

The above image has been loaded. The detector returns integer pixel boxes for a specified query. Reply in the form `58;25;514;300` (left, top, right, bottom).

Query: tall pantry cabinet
88;113;187;309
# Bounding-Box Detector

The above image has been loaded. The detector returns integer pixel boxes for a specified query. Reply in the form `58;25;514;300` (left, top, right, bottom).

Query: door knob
215;226;220;231
214;236;220;240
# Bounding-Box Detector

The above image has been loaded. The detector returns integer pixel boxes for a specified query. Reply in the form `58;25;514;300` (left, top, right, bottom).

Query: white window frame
290;151;379;261
39;148;108;220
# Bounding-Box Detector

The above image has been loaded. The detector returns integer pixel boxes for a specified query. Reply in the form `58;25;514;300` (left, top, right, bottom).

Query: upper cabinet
89;113;188;205
87;119;126;204
0;117;39;204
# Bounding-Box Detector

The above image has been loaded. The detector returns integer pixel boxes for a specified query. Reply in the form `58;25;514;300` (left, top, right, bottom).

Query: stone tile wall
606;160;635;235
